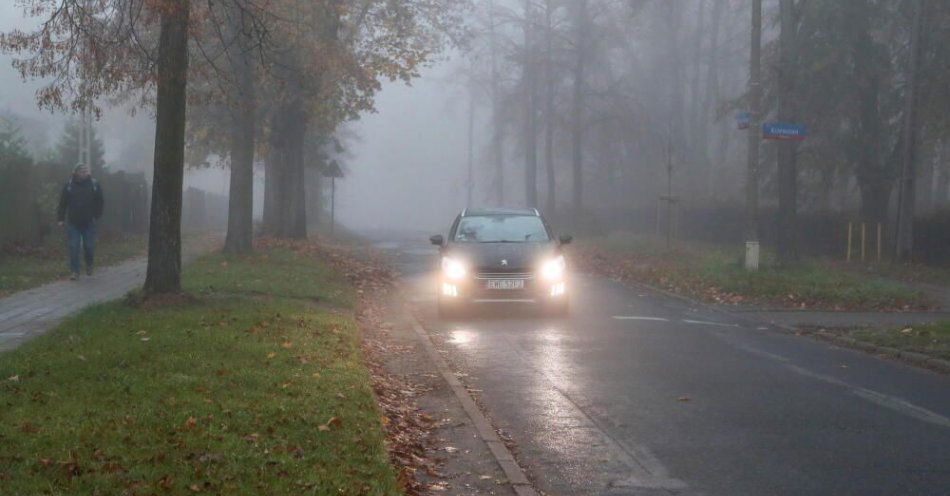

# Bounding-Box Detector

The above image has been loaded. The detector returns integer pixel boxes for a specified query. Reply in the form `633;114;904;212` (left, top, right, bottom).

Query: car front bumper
439;275;567;305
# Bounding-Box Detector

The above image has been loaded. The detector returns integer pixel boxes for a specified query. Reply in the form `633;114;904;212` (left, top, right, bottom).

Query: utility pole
666;130;675;251
744;0;762;271
895;0;924;262
330;176;336;234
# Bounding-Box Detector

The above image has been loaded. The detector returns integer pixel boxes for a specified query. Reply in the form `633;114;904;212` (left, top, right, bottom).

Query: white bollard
745;241;760;271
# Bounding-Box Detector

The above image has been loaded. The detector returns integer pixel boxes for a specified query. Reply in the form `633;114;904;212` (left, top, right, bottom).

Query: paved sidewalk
0;240;217;352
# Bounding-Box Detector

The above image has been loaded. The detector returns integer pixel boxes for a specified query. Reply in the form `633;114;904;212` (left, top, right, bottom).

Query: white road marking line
781;364;950;429
737;344;792;363
612;316;669;322
732;343;950;430
681;319;740;328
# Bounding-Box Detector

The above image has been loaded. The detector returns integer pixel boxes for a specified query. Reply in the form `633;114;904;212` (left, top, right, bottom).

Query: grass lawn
0;245;400;495
0;232;146;297
850;321;950;362
574;232;927;310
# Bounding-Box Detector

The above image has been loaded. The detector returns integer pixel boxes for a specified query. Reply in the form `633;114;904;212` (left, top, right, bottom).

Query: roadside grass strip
850;320;950;361
577;233;926;311
698;255;922;310
0;247;400;495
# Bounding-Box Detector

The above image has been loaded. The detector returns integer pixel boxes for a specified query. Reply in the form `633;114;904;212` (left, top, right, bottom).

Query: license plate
486;279;524;290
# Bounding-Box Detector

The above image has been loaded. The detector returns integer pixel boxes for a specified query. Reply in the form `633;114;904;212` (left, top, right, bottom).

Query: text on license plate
486;279;524;290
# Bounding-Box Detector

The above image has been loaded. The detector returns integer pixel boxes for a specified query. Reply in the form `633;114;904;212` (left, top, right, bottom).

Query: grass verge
847;321;950;362
0;232;146;297
0;243;400;495
573;232;928;311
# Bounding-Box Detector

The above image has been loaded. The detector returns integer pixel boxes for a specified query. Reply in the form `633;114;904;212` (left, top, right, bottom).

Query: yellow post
876;223;882;263
861;223;867;263
846;222;853;262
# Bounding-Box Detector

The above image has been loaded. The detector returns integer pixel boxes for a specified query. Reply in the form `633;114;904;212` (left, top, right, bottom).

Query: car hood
446;242;559;272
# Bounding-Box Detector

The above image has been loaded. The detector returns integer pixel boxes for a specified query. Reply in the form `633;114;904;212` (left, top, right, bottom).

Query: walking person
57;163;104;280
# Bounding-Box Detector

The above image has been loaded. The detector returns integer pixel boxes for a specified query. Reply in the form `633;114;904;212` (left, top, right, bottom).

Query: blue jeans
67;221;97;274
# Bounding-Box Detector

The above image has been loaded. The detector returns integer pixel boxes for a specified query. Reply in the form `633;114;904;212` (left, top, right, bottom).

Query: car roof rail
533;208;540;216
461;208;467;217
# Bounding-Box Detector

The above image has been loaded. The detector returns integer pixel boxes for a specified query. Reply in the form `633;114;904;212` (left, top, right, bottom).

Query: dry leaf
319;417;342;431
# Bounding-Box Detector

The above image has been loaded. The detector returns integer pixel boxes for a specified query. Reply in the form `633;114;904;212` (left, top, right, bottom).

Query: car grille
475;271;534;280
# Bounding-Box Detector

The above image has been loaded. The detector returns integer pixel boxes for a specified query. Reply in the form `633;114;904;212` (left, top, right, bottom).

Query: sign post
323;160;344;234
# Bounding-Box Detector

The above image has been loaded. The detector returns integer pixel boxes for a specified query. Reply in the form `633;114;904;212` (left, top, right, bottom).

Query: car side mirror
430;235;444;246
559;234;573;245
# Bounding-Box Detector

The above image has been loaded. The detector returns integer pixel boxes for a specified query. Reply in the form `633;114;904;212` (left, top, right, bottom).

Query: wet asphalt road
370;233;950;496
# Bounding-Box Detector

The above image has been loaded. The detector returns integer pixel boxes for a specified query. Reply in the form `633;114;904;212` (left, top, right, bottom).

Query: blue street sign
763;122;806;141
736;112;751;130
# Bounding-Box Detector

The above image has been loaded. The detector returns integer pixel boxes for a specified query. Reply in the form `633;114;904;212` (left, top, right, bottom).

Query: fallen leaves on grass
263;236;448;495
181;416;198;431
318;417;342;432
569;244;927;312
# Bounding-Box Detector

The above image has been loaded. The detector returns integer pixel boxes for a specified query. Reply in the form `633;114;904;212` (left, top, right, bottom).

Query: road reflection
447;328;478;347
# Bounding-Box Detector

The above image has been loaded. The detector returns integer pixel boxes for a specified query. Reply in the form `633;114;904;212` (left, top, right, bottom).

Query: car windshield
454;215;550;243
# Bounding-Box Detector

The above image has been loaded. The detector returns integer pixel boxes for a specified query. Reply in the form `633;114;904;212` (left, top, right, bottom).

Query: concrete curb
403;308;539;496
614;277;950;375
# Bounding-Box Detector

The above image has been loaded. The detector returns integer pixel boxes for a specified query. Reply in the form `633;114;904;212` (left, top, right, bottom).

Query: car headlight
441;256;467;280
540;255;566;281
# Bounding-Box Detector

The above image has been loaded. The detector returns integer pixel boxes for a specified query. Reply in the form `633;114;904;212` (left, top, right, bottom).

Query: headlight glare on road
540;255;566;281
441;256;467;280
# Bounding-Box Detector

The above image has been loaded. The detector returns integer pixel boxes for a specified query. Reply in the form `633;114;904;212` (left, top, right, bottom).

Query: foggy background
3;1;949;262
2;1;471;233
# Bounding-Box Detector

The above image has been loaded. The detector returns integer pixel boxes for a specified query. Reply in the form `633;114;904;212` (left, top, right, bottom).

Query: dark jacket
57;177;104;226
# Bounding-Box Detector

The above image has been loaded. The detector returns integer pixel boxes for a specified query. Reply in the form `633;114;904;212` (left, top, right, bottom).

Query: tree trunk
223;10;256;254
571;0;588;215
689;0;707;196
224;113;255;253
937;140;950;208
285;108;308;239
489;0;505;205
745;0;762;244
858;177;891;225
703;0;725;197
523;0;538;209
775;0;799;264
262;140;280;235
144;0;190;296
543;0;556;215
894;0;923;261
